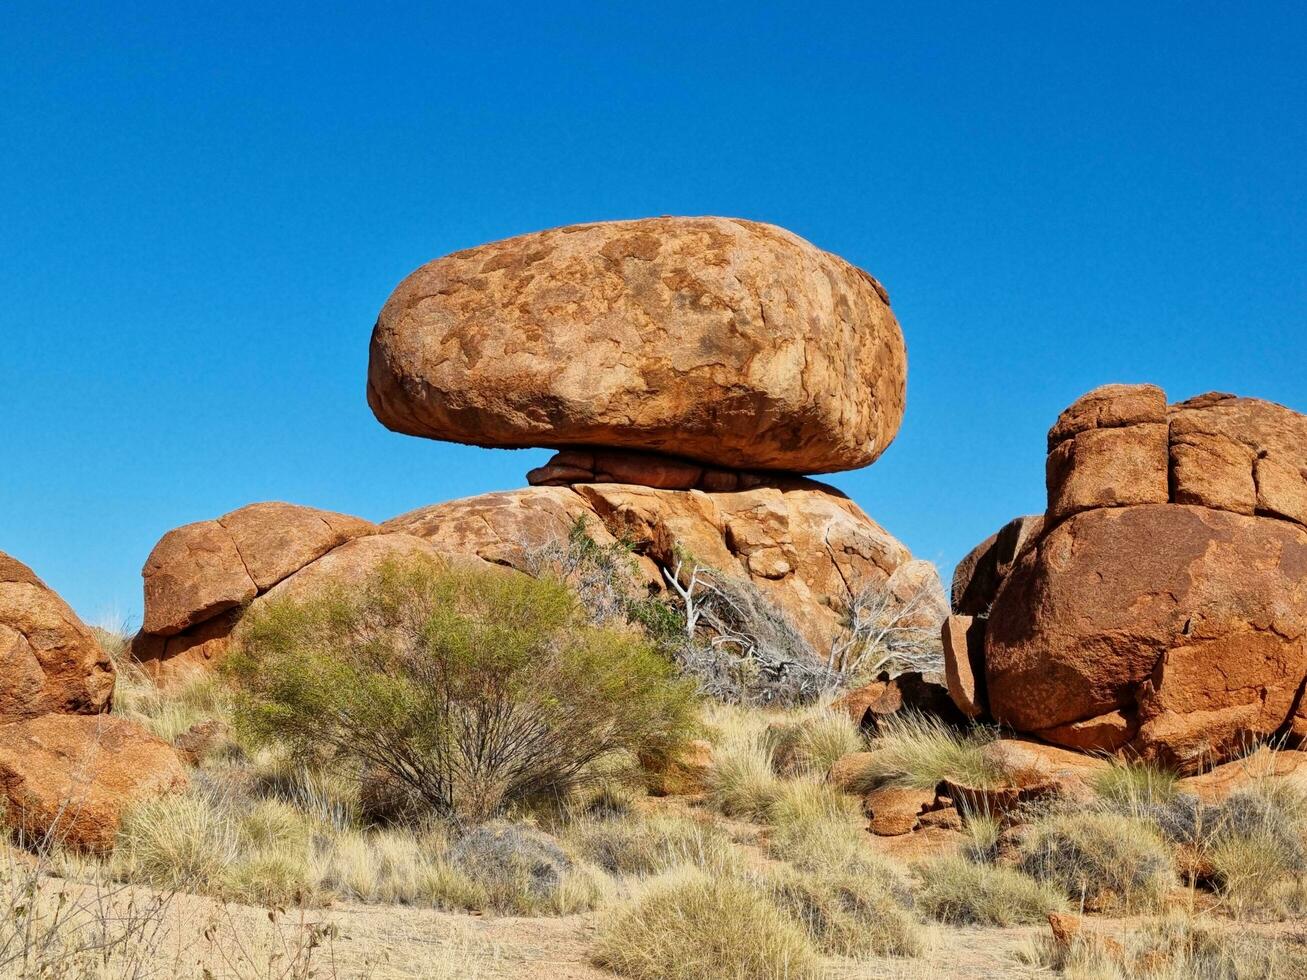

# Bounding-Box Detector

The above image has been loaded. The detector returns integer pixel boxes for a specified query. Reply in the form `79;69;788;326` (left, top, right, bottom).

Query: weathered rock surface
1045;384;1169;523
367;216;907;474
527;448;766;493
140;502;377;636
941;615;986;718
0;714;187;853
832;670;964;731
0;552;113;722
863;785;936;836
1169;393;1307;527
954;385;1307;771
950;515;1044;616
132;502;479;683
389;479;940;656
987;504;1307;768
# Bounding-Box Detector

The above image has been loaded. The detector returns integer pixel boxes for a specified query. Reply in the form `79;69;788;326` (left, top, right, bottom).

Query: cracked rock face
132;503;498;683
0;551;114;721
956;383;1307;771
366;216;907;474
986;504;1307;768
386;479;943;656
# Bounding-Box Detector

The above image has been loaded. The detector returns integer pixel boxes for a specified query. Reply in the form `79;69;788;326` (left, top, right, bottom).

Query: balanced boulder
367;216;907;474
0;551;113;721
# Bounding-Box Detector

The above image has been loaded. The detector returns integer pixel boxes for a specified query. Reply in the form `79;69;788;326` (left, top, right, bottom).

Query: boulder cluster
947;384;1307;771
131;217;940;680
0;552;185;851
4;217;1305;858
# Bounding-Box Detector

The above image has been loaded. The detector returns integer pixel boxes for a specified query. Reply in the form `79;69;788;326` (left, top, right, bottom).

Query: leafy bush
227;559;698;823
914;856;1066;926
1019;812;1176;911
593;867;820;980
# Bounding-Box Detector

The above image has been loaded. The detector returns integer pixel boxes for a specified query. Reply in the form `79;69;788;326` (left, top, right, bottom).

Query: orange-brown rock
385;486;636;574
527;448;765;493
827;752;876;793
832;671;963;731
1178;746;1307;802
863;785;936;836
0;714;187;853
1045;384;1169;523
1169;393;1307;528
986;504;1307;768
131;496;493;683
140;502;377;635
639;739;714;797
943;740;1104;819
0;552;113;721
951;515;1044;616
941;615;986;718
389;479;939;656
367;216;907;474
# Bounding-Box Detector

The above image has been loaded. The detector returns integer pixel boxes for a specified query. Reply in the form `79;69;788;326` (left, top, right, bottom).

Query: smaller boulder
828;751;877;794
863;785;937;836
640;739;713;797
941;615;987;718
0;714;188;853
1045;384;1169;524
832;671;965;731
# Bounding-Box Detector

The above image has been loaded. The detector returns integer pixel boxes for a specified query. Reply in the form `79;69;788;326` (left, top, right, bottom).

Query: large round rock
367;217;907;473
985;504;1307;769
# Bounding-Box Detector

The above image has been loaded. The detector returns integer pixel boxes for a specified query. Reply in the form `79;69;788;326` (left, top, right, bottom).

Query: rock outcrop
948;384;1307;772
0;714;187;853
0;551;114;722
367;216;907;474
131;502;489;683
387;478;942;656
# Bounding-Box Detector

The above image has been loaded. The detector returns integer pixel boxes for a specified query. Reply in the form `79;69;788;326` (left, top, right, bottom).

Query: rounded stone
367;216;907;473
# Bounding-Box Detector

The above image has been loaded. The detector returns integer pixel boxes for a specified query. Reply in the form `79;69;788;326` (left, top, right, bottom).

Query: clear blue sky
3;2;1304;627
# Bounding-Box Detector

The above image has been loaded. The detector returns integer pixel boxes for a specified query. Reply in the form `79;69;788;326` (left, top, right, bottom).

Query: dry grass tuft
914;855;1066;926
565;811;732;876
855;711;1002;792
1024;910;1307;978
1019;811;1176;912
762;863;922;959
593;866;820;980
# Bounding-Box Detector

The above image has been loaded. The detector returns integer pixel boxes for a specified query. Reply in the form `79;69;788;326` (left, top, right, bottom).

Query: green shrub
593;867;819;980
227;559;698;823
915;856;1066;926
1019;811;1176;911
